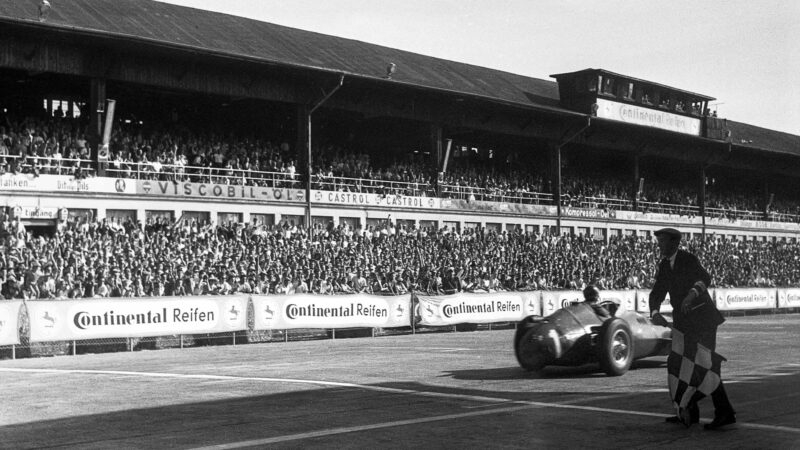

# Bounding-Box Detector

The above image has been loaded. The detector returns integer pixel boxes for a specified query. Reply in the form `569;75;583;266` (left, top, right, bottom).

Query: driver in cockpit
583;285;612;320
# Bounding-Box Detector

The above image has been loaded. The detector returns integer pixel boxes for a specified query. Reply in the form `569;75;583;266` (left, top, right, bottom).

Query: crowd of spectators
3;214;800;300
310;144;435;196
0;116;94;178
104;126;300;188
4;113;800;222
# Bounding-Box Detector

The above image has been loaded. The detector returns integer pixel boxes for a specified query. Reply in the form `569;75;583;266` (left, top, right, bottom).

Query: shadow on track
3;371;798;448
441;358;667;380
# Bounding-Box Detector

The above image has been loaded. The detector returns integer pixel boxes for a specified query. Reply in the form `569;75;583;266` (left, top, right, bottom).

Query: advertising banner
439;198;555;215
416;292;532;326
312;190;440;210
705;217;800;231
563;207;610;219
0;174;134;194
636;290;673;314
540;290;584;316
714;288;776;311
595;98;701;136
777;289;800;309
136;180;305;202
600;289;637;312
252;294;411;330
0;300;22;346
539;290;636;317
27;297;247;342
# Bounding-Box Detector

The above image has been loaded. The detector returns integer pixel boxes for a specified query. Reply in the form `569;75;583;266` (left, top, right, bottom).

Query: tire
598;318;634;376
513;316;543;355
515;327;549;372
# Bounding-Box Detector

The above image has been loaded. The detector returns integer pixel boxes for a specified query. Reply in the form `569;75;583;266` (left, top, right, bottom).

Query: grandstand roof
0;0;562;111
0;0;798;155
550;68;716;101
727;121;800;156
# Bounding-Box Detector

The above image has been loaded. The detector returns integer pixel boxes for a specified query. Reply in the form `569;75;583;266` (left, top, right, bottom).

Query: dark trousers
693;328;735;416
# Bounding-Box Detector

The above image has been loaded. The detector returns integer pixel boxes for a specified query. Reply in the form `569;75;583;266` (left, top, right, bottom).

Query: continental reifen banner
778;288;800;309
597;289;637;312
0;300;23;345
416;292;535;326
714;288;777;311
26;297;248;342
251;294;411;330
540;290;636;317
540;290;584;316
636;290;673;314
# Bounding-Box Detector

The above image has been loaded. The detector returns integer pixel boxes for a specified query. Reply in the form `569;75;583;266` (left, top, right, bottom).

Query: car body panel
514;301;671;372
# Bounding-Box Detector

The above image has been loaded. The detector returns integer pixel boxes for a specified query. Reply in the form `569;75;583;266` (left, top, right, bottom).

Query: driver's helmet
583;285;601;303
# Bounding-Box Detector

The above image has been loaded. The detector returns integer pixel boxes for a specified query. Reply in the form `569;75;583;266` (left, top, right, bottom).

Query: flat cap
654;227;682;240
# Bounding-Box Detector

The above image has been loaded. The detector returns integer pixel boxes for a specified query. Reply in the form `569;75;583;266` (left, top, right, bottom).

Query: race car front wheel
598;318;634;376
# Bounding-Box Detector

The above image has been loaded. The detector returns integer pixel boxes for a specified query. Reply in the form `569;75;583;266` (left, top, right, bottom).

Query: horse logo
43;311;56;328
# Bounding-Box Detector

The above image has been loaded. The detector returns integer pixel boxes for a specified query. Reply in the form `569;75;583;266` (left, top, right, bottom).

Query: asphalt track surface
1;314;799;449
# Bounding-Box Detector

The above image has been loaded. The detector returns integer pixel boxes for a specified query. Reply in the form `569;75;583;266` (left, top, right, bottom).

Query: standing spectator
442;267;461;295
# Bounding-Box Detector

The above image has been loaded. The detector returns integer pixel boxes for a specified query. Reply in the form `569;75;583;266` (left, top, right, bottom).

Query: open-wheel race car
513;300;672;376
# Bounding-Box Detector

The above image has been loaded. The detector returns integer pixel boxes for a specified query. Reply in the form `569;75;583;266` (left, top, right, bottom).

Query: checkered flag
667;329;726;423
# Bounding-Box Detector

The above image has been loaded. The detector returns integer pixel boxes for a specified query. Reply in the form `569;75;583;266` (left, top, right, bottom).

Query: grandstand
2;0;800;303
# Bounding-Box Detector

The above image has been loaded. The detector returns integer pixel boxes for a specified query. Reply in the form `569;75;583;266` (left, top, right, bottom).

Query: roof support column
552;117;592;233
632;154;640;211
699;165;706;241
296;103;310;224
430;124;443;195
89;78;106;170
304;74;344;227
549;143;563;233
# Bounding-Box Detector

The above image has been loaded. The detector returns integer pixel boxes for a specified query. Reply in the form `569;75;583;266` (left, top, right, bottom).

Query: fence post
180;334;184;349
11;344;15;360
284;330;288;343
232;331;236;346
72;341;76;356
129;338;133;352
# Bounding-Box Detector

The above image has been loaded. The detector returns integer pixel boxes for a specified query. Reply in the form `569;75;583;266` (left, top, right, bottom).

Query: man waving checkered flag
667;328;726;426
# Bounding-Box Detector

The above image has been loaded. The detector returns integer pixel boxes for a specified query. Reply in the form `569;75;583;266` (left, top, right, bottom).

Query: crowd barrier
0;288;795;353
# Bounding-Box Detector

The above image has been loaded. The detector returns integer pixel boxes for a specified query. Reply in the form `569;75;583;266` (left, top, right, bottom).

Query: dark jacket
649;249;724;334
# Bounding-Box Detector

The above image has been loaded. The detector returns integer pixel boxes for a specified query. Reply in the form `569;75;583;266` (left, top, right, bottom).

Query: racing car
513;300;671;376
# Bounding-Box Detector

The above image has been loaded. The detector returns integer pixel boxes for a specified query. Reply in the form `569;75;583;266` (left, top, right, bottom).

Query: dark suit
649;249;723;334
649;249;734;419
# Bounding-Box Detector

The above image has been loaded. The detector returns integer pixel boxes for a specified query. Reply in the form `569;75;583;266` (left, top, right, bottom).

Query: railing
312;174;434;197
103;160;303;189
566;196;634;211
638;200;701;217
440;183;553;205
0;154;96;177
3;154;800;223
705;206;766;222
767;211;800;223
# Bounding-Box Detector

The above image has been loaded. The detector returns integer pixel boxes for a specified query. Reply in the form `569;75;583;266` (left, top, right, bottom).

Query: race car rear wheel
598;318;634;376
516;328;550;372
